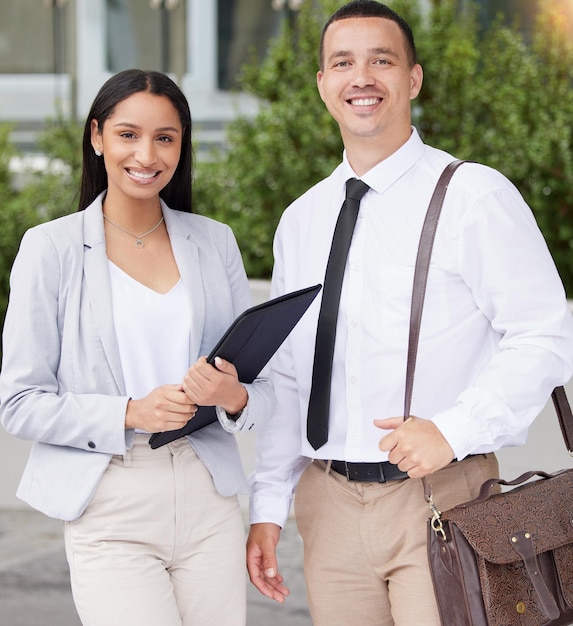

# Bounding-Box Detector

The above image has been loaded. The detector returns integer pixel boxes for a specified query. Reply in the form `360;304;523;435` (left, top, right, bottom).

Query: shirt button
88;441;96;449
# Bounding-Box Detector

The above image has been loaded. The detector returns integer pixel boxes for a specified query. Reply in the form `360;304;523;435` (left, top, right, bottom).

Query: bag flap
442;469;573;564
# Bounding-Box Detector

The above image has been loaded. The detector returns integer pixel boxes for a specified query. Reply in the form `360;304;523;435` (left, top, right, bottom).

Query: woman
0;69;274;626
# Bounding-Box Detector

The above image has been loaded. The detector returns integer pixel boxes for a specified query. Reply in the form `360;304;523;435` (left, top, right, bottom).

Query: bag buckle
426;491;446;541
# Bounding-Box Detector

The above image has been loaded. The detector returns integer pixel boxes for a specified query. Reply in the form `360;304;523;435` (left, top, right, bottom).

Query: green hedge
193;0;573;293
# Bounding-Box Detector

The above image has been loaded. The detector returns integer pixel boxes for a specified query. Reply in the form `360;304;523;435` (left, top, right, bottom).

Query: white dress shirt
250;128;573;528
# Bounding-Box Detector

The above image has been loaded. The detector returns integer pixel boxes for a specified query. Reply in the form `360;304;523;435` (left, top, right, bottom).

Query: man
246;2;573;625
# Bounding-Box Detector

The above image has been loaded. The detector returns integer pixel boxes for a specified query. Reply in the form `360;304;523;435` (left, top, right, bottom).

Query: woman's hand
125;384;197;432
183;356;248;415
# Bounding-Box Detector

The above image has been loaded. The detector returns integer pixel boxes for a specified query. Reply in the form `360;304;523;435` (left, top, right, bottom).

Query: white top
249;128;573;527
108;261;190;405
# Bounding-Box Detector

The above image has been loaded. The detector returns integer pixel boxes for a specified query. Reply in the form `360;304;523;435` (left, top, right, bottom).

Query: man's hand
376;416;455;478
246;523;290;603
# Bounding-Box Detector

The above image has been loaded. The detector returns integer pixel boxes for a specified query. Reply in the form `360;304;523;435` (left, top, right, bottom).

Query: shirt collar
340;127;425;196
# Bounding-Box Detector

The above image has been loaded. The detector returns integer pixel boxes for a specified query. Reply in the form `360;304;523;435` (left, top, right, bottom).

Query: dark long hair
78;69;193;212
319;0;417;70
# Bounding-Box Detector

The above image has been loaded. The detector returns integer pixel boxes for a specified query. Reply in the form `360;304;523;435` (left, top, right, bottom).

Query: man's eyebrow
370;47;399;59
326;46;400;65
326;50;353;64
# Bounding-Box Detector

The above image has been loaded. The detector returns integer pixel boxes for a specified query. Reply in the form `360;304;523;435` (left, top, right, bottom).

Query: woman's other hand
125;384;197;432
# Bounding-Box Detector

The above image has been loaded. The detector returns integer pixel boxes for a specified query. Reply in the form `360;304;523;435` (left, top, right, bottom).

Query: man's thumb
373;417;402;431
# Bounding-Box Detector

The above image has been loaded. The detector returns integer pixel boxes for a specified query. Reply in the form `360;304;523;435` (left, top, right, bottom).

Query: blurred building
0;0;288;154
0;0;548;155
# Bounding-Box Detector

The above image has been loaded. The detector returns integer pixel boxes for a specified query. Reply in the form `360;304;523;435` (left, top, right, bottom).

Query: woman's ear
90;119;103;155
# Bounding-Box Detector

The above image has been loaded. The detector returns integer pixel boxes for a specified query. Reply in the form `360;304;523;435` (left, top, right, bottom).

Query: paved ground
0;508;311;626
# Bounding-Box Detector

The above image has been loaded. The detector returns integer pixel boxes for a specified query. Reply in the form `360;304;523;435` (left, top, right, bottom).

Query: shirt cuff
216;403;248;433
249;490;293;529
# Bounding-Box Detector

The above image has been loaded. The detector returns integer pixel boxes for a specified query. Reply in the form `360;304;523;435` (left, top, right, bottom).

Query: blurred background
1;0;573;285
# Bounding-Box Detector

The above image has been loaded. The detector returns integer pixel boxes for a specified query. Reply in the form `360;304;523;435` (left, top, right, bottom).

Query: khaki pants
64;435;246;626
295;454;499;626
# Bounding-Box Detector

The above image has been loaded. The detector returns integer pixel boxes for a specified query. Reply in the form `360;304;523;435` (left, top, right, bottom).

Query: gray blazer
0;193;275;521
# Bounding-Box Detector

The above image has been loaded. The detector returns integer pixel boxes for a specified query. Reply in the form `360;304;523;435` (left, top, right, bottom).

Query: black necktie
307;178;370;450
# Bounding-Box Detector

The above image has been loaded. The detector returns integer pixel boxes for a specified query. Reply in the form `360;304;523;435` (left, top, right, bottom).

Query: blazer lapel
162;204;206;363
82;194;127;394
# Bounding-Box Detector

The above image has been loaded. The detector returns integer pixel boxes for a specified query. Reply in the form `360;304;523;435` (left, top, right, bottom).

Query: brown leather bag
409;161;573;625
426;464;573;625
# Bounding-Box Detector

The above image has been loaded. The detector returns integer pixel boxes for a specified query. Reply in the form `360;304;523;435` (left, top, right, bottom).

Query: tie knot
345;178;370;202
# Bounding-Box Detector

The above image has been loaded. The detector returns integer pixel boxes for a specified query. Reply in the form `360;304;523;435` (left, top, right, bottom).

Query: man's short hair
319;0;417;70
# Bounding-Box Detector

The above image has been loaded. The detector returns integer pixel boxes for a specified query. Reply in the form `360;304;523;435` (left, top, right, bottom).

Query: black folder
148;283;321;448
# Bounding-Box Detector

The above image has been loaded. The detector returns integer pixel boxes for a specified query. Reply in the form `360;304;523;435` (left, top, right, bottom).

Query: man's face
317;17;422;152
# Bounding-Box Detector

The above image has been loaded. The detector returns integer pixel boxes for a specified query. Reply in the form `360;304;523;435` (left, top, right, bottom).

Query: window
0;0;70;74
217;0;282;90
466;0;539;40
106;0;187;77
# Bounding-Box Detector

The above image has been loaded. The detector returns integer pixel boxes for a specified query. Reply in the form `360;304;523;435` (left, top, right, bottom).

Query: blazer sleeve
215;224;276;434
0;226;130;455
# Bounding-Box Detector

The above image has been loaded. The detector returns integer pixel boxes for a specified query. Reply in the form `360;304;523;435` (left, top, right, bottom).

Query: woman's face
91;91;183;205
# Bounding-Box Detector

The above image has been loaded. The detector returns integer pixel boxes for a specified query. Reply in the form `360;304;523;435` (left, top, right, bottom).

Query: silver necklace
103;214;164;248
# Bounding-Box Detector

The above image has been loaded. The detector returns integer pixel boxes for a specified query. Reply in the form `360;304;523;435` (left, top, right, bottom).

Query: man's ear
410;64;423;100
317;70;326;104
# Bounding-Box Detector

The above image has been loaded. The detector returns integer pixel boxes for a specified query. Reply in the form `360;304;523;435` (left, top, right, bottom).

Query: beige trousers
64;435;246;626
295;454;499;626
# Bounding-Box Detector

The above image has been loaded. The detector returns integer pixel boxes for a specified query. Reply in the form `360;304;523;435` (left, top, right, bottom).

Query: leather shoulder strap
404;159;468;418
403;159;573;455
551;385;573;454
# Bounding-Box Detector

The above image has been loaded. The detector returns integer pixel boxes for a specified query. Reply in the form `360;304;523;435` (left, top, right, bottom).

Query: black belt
329;460;409;483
